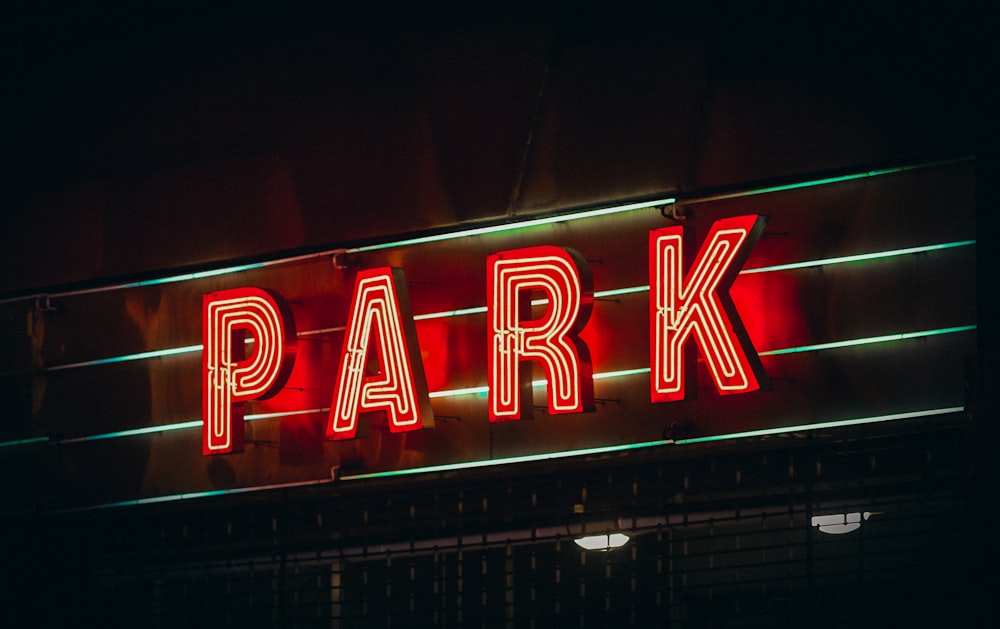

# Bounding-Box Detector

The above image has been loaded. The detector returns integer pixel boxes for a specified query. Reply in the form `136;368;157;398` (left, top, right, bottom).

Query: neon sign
487;246;594;421
649;215;770;401
327;268;435;440
202;216;767;454
202;288;297;454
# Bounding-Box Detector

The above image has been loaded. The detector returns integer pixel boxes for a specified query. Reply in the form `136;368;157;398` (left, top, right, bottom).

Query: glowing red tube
649;214;769;402
487;246;594;421
327;267;434;440
202;288;296;454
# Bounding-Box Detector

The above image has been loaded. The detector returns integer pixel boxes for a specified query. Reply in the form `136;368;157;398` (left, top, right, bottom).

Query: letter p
203;288;296;454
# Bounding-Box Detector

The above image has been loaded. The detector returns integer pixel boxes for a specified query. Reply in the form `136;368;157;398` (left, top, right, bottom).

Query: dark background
1;2;985;294
0;3;993;627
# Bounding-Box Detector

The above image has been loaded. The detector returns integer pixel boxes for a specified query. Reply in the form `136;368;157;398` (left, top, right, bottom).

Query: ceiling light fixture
574;533;630;551
811;511;873;534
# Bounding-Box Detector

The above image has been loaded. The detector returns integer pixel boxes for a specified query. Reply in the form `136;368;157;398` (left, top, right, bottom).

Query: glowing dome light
574;533;630;551
811;511;872;535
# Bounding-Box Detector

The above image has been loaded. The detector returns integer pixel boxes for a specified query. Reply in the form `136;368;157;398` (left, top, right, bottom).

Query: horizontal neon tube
4;155;971;308
0;435;50;448
26;239;975;374
245;407;330;421
682;157;971;205
303;240;981;330
18;324;976;446
593;367;653;380
674;406;964;445
54;404;965;511
414;306;488;321
339;439;675;481
412;286;650;322
46;344;204;371
0;198;674;306
55;478;336;513
6;261;274;304
346;198;676;254
741;240;976;274
57;409;332;444
429;385;489;399
58;420;203;443
758;325;977;356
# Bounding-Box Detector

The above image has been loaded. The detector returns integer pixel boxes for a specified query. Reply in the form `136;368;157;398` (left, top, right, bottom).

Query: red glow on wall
327;268;435;440
487;246;595;421
649;215;769;402
202;288;297;454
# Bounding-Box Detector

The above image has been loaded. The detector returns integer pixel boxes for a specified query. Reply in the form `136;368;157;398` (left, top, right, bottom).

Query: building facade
1;6;990;627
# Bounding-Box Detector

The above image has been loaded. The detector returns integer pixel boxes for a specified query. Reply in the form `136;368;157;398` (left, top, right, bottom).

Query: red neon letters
201;216;769;453
327;267;435;440
202;288;296;454
649;214;769;402
487;246;595;421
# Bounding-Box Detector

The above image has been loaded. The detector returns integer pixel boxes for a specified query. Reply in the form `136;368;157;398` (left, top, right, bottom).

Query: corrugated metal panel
2;417;981;626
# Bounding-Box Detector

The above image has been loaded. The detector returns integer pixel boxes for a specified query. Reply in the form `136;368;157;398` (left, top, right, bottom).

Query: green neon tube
338;439;675;480
0;435;50;448
31;239;975;374
2;154;971;308
758;325;976;356
674;406;965;445
55;478;337;513
54;403;964;512
346;198;676;254
21;324;975;446
741;240;976;275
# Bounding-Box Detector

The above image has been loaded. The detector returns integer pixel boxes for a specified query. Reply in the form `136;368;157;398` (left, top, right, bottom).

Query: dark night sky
1;2;988;301
3;2;982;195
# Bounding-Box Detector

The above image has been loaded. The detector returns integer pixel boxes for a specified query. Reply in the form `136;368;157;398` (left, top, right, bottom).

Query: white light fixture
811;512;872;535
574;533;630;551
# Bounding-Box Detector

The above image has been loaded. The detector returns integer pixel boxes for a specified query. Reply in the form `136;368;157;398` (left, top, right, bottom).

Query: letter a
649;214;769;402
327;267;434;440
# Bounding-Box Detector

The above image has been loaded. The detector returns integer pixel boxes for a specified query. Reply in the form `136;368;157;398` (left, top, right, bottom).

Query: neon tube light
23;239;972;376
758;325;976;356
56;409;332;445
413;289;645;322
339;439;675;480
348;199;676;253
2;155;971;307
202;288;297;454
245;407;330;421
45;344;204;371
343;405;963;478
674;406;964;445
428;385;489;399
414;306;488;321
679;157;971;205
1;261;274;304
54;478;336;513
0;436;50;448
488;246;595;420
52;404;965;511
20;324;976;446
650;215;768;402
593;367;653;380
327;268;434;440
740;240;976;275
58;420;203;444
0;198;673;306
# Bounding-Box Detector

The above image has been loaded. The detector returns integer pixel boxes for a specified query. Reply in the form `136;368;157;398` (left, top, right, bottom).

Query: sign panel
0;162;977;509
